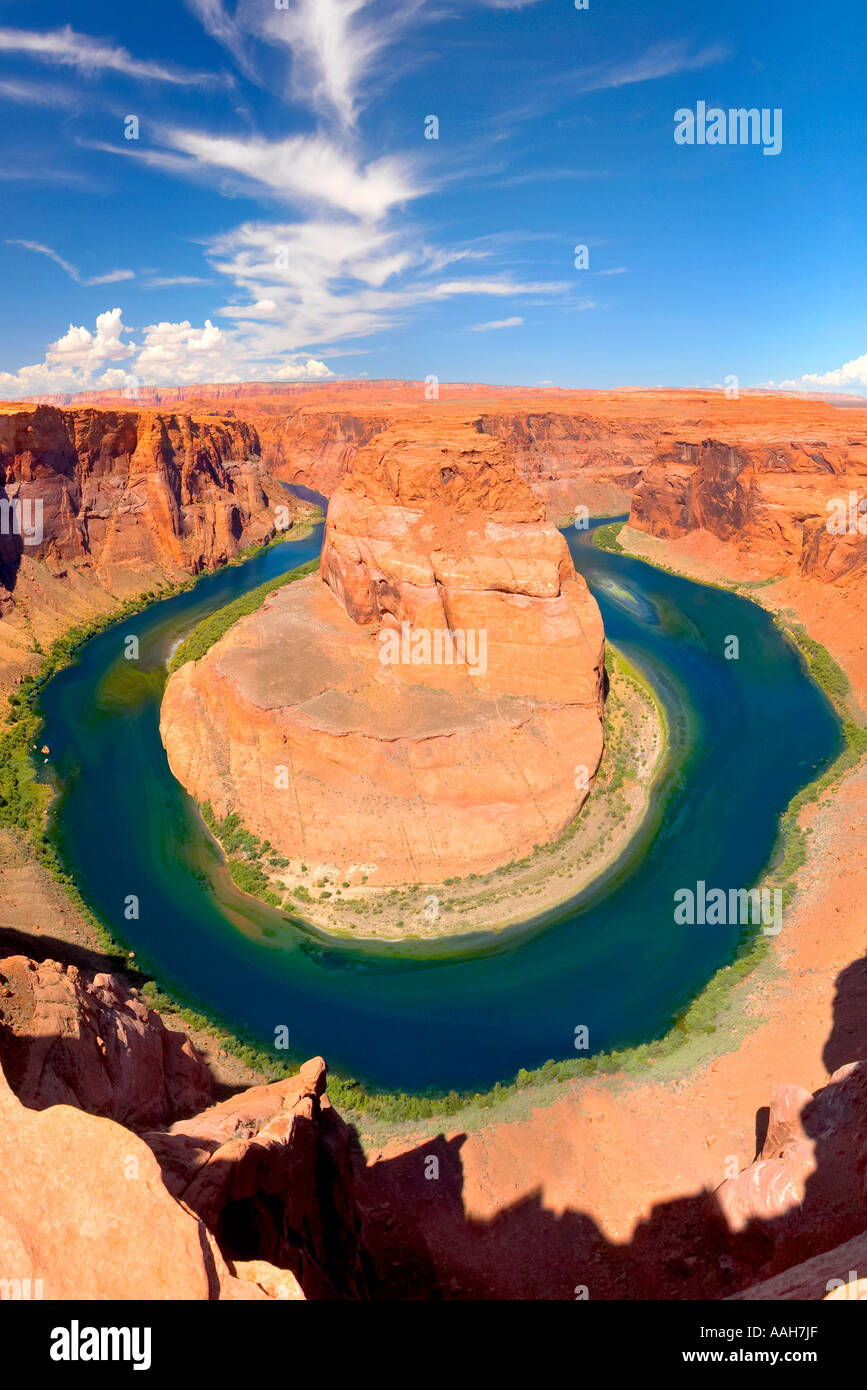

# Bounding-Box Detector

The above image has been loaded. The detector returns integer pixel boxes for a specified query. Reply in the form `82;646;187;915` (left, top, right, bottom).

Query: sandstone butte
159;424;606;883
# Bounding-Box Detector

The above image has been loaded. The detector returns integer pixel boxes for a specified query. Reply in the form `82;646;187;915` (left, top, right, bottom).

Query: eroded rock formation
160;423;606;884
712;1060;867;1279
0;954;211;1128
0;953;370;1300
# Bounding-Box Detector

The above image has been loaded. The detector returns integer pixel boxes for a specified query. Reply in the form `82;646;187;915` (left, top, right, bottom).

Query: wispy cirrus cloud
7;239;135;286
98;126;422;222
146;275;213;287
470;315;523;331
188;0;428;126
0;24;216;85
571;39;731;95
0;77;80;107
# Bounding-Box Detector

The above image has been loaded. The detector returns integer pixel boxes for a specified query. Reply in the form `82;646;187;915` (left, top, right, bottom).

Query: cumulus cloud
0;306;332;396
46;308;135;367
771;353;867;393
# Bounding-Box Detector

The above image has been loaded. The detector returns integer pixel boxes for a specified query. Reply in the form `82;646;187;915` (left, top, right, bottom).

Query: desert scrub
201;803;282;906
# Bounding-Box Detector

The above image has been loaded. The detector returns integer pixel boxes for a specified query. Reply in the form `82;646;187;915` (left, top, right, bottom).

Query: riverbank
195;644;667;943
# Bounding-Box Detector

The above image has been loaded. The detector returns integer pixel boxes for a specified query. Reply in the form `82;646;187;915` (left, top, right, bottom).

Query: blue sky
0;0;864;395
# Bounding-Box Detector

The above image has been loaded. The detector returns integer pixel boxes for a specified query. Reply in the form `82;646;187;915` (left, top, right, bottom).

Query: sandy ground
354;525;867;1299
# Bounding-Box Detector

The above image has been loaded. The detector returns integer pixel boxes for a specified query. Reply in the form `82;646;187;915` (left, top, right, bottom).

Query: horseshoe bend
2;379;867;1313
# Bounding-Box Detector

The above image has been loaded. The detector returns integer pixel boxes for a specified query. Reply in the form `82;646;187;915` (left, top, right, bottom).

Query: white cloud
160;128;419;221
0;304;334;395
470;316;523;331
572;40;730;95
47;308;135;367
7;239;134;286
772;353;867;392
204;216;566;358
260;0;423;127
0;24;213;85
0;308;135;396
0;77;79;107
146;275;212;287
189;0;425;127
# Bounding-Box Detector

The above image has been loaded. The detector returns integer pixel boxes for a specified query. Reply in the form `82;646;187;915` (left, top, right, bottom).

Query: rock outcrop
0;953;370;1300
160;424;606;884
711;1061;867;1277
0;954;212;1128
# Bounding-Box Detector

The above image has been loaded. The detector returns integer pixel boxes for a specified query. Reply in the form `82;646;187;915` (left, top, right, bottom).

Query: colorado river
37;517;842;1093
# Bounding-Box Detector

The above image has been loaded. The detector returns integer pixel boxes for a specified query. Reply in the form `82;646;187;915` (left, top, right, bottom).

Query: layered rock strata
0;403;311;701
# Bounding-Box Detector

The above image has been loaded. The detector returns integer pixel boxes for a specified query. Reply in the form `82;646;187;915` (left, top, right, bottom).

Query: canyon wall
160;423;606;884
33;383;865;523
630;420;867;582
0;403;311;701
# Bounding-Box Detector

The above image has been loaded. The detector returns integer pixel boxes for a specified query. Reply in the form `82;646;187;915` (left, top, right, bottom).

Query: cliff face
630;426;867;582
0;403;310;702
473;411;650;515
160;424;606;885
0;403;289;577
0;953;370;1300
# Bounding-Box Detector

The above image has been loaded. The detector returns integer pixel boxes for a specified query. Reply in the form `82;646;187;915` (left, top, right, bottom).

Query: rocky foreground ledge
0;954;369;1300
160;423;606;886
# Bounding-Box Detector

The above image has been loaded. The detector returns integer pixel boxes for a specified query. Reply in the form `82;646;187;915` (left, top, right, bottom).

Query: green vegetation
168;558;319;673
592;521;626;554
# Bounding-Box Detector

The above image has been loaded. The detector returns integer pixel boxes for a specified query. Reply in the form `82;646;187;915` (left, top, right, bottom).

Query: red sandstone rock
143;1055;371;1299
0;981;369;1303
630;415;867;582
0;1056;231;1299
160;423;606;883
711;1063;867;1274
0;954;213;1127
